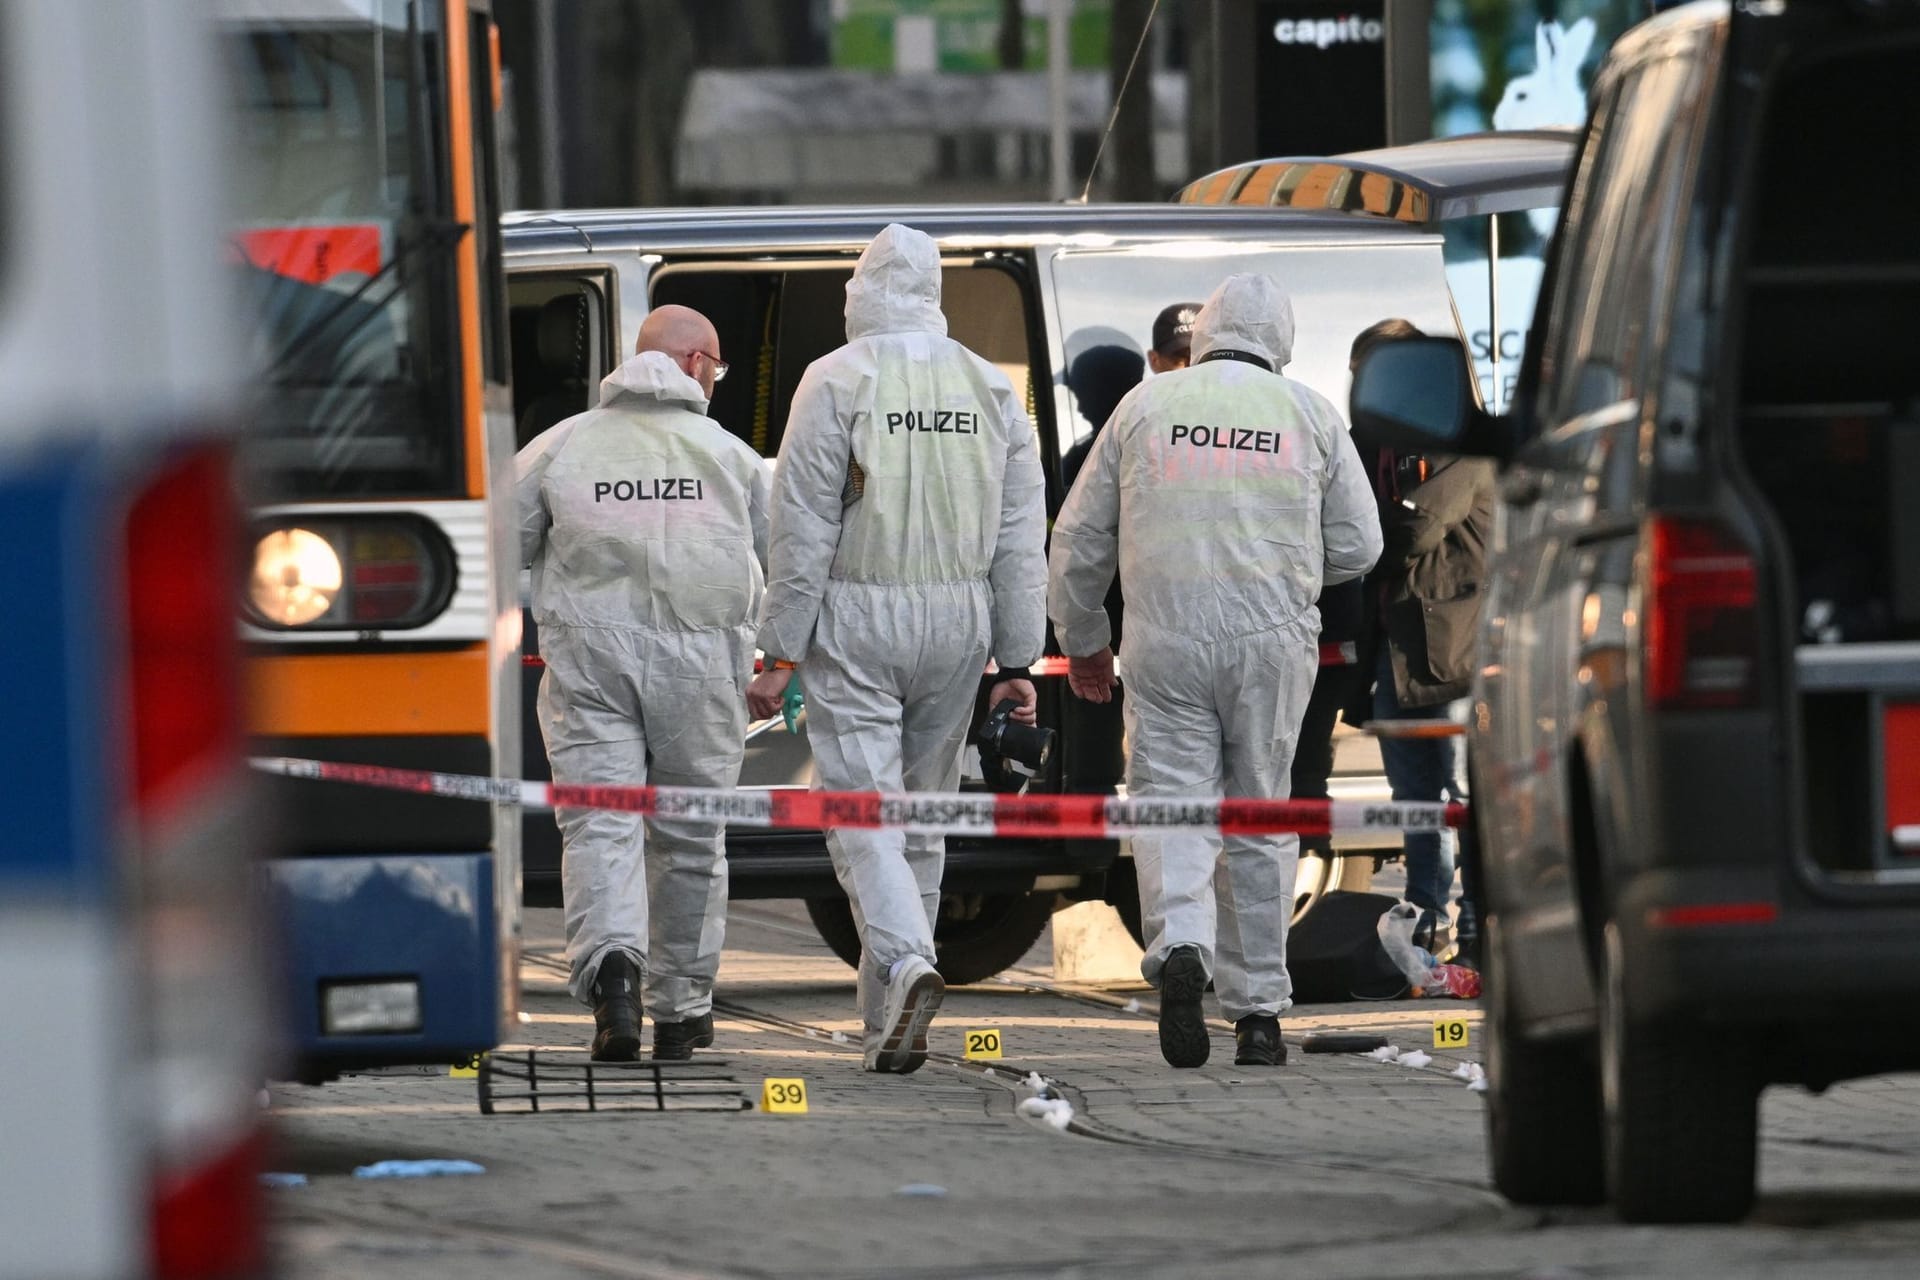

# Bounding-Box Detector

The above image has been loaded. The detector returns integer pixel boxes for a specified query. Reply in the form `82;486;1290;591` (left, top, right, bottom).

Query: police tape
248;756;1465;838
531;651;1355;674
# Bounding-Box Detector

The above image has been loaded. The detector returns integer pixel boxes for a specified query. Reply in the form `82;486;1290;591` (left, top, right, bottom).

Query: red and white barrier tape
530;652;1352;675
249;756;1464;838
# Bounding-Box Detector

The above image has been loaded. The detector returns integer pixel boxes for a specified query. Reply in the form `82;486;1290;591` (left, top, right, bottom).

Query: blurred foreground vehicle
1352;0;1920;1225
501;201;1505;981
219;0;521;1083
0;4;271;1278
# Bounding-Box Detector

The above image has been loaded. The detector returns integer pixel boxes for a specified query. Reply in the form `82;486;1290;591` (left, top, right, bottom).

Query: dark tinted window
508;271;611;449
1540;51;1708;426
1750;38;1920;269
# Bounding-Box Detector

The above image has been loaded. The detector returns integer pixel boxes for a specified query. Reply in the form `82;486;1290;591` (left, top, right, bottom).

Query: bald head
637;304;724;398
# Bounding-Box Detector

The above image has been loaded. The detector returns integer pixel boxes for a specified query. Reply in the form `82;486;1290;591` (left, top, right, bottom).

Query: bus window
219;1;465;500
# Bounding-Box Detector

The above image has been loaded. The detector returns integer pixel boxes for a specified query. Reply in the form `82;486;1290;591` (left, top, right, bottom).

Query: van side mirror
1351;336;1508;460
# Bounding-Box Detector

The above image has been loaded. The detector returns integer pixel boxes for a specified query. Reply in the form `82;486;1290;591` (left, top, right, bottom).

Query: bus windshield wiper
248;216;469;383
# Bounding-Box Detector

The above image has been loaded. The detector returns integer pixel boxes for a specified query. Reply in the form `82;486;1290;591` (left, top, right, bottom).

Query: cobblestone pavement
270;903;1920;1279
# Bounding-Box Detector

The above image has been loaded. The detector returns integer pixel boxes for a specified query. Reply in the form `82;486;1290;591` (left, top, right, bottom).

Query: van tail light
127;449;241;818
152;1132;267;1280
126;445;270;1280
1645;517;1759;710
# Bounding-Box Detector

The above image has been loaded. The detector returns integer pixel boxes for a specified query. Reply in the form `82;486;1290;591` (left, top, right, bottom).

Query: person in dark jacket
1285;320;1412;874
1055;305;1199;802
1058;302;1198;492
1345;319;1495;958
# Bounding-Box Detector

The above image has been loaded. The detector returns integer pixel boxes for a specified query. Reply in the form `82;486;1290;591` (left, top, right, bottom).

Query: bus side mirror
1351;336;1510;461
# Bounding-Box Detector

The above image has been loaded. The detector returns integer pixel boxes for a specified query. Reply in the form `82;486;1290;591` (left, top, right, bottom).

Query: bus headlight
249;527;341;626
245;516;454;631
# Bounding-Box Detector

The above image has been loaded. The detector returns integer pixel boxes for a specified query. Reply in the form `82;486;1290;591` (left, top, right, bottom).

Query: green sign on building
832;0;1111;73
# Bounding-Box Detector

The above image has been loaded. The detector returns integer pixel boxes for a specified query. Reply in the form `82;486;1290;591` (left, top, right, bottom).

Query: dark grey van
1352;0;1920;1225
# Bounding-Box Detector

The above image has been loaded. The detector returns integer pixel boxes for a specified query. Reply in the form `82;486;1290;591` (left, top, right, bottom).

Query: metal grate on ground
478;1048;752;1115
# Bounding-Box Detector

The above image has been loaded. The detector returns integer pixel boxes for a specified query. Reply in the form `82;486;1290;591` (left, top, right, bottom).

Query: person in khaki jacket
1344;318;1497;964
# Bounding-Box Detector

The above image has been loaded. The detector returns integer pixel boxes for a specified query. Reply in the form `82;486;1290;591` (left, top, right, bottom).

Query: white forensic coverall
758;223;1047;1034
1048;273;1382;1020
518;350;771;1016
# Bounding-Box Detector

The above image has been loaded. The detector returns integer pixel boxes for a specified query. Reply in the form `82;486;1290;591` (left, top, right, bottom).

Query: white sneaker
863;954;945;1074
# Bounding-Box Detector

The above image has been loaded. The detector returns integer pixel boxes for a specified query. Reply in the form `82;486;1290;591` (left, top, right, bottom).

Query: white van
503;203;1463;981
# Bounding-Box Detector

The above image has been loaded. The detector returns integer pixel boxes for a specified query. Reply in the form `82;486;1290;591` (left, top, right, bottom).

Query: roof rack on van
1176;129;1579;224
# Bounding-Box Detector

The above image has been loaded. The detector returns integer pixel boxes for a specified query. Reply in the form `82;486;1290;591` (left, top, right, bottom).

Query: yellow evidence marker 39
761;1078;809;1113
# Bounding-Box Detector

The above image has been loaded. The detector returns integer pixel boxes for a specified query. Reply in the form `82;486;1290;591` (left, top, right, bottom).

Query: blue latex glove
782;677;805;733
352;1159;486;1180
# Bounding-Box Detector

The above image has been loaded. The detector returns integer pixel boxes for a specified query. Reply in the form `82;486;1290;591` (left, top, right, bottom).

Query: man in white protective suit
518;304;770;1062
1048;273;1382;1069
746;224;1047;1074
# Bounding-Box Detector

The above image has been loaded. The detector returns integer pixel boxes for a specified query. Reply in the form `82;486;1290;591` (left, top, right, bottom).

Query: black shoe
652;1012;715;1062
1158;946;1211;1068
590;953;643;1062
1234;1015;1286;1066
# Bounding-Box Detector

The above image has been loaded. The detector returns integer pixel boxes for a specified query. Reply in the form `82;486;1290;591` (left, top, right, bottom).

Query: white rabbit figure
1494;17;1597;237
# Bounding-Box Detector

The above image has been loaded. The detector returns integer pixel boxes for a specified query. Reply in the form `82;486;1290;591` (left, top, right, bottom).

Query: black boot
590;953;643;1062
1234;1014;1286;1066
1453;923;1482;972
1158;946;1211;1068
652;1012;715;1062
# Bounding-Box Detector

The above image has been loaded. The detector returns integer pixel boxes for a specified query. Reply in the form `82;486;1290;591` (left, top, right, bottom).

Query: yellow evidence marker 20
1432;1017;1470;1049
449;1053;485;1079
964;1028;1004;1059
761;1078;809;1113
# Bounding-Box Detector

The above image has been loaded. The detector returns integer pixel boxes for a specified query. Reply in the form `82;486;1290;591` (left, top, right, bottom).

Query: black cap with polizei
1152;302;1202;358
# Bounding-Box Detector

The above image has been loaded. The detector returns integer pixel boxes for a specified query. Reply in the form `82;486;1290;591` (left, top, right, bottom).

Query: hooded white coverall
518;350;771;1016
757;224;1047;1030
1048;274;1382;1020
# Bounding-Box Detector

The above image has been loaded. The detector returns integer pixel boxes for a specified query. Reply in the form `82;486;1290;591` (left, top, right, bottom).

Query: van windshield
217;0;464;499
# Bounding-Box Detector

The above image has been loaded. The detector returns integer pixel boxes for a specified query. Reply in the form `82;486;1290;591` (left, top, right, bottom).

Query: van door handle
1501;473;1545;507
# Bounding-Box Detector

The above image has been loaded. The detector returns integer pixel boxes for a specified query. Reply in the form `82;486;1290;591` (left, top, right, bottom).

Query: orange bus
219;0;519;1079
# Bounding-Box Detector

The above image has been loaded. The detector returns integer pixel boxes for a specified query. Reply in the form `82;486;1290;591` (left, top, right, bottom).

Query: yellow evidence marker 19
761;1078;809;1113
1432;1017;1470;1049
449;1053;484;1079
964;1028;1004;1059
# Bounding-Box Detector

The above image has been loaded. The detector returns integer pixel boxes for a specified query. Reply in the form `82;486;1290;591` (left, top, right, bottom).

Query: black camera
975;699;1055;792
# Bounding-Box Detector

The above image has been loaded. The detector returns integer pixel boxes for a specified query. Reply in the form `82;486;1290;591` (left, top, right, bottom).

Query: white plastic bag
1376;902;1438;988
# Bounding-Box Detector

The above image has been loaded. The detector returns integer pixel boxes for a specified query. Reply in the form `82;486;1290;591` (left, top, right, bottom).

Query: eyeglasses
691;350;729;383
